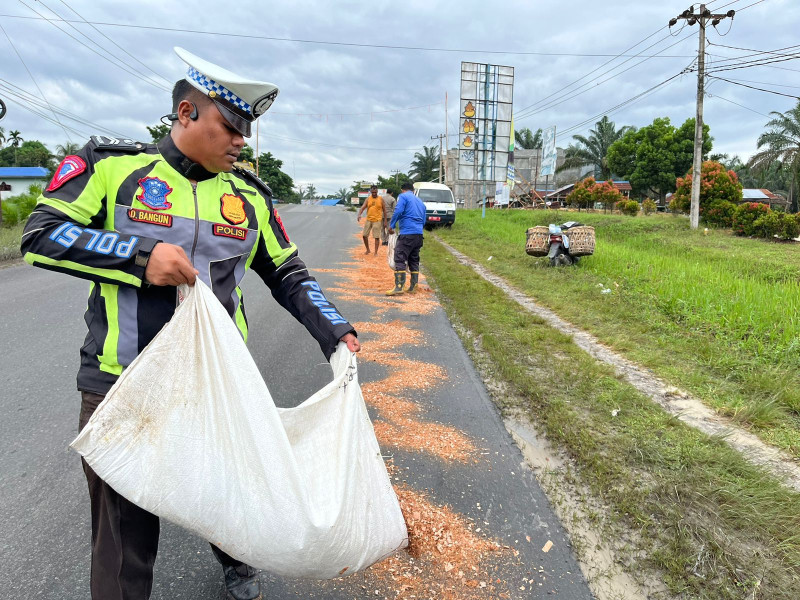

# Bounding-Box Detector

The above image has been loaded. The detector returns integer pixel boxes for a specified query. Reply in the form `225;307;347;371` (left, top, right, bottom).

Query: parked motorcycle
546;222;582;267
525;222;596;266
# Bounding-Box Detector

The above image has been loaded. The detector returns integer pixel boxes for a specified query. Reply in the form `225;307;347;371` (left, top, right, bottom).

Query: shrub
732;202;771;236
0;184;41;228
615;199;627;213
642;198;657;215
778;213;800;240
672;161;743;214
566;177;595;209
702;200;737;228
752;212;782;238
621;200;640;216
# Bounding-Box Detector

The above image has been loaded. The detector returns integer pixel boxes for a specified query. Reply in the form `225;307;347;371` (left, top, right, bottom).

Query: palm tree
302;184;318;199
557;116;634;180
55;142;81;161
0;126;5;147
410;146;440;182
514;127;542;149
748;101;800;212
8;130;23;147
336;187;350;201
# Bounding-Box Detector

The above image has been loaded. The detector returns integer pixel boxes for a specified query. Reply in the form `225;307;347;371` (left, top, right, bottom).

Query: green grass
423;236;800;599
0;224;23;262
437;210;800;455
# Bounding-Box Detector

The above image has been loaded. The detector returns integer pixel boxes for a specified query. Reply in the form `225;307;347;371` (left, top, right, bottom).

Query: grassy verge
424;236;800;599
437;210;800;456
0;224;23;262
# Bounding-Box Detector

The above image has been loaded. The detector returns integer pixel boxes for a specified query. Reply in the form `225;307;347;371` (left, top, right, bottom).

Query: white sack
386;232;398;270
71;280;407;578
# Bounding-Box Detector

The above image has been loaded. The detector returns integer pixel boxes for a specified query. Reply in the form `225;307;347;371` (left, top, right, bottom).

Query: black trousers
393;233;423;272
79;391;244;600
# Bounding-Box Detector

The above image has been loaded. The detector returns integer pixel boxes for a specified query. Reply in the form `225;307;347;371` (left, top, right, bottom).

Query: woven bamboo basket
566;226;595;256
525;226;550;256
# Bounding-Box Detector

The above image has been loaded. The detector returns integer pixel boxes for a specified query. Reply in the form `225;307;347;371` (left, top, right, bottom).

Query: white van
413;182;456;229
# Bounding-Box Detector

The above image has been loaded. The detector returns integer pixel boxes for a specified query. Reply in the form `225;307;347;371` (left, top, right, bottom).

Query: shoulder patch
91;135;146;152
47;155;86;191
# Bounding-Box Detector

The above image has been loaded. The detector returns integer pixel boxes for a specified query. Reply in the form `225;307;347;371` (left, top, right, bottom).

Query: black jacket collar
158;134;216;182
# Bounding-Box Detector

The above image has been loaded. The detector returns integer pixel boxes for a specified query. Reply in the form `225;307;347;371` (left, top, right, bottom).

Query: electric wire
515;32;695;122
708;75;800;99
0;79;130;138
0;13;699;58
0;20;73;142
14;1;171;92
55;0;173;85
513;25;671;116
707;93;770;116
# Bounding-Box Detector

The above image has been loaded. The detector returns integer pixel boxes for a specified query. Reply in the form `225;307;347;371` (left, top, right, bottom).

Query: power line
270;101;444;118
0;20;73;142
33;0;172;91
0;78;130;138
557;68;690;138
708;75;800;99
261;132;423;152
708;41;800;59
701;52;800;73
0;13;699;58
712;76;800;90
706;51;800;73
54;0;173;85
14;1;171;92
707;92;770;116
513;25;670;116
515;32;695;122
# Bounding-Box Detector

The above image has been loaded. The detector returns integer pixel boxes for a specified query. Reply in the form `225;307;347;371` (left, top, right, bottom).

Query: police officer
21;47;360;600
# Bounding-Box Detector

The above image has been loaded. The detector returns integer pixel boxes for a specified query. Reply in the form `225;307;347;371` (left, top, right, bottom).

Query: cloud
1;0;797;193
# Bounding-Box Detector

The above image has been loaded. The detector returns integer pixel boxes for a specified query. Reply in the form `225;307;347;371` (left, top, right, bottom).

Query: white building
0;167;50;199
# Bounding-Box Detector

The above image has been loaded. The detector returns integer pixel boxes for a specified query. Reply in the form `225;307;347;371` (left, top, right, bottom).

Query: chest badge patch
47;155;86;192
136;177;173;210
220;193;246;225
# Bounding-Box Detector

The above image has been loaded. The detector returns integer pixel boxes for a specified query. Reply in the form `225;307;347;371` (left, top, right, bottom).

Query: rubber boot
223;563;262;600
407;271;419;293
386;271;406;296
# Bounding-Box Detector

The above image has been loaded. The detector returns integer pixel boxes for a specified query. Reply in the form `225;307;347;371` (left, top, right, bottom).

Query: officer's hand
388;228;395;235
144;243;199;286
340;333;360;353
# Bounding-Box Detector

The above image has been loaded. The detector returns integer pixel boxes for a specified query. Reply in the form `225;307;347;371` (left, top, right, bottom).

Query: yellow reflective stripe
96;283;122;375
37;198;94;225
234;287;249;342
24;253;142;287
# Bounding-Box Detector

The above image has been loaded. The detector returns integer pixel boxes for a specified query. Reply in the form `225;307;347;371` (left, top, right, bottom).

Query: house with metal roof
0;166;50;198
740;188;789;210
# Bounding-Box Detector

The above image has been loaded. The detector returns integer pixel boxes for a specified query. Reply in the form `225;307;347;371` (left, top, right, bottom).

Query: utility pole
390;169;402;189
670;4;735;229
431;134;446;183
444;91;448;184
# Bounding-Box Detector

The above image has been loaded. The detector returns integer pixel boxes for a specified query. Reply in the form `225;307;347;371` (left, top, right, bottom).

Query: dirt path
436;237;800;493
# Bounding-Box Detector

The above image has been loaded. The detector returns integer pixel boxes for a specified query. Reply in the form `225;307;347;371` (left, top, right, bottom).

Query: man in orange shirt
356;185;387;255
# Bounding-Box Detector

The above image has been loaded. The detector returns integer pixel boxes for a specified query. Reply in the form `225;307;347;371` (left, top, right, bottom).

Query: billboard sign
540;126;557;177
458;62;514;184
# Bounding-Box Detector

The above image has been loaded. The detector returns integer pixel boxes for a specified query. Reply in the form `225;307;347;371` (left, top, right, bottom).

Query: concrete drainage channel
435;236;800;494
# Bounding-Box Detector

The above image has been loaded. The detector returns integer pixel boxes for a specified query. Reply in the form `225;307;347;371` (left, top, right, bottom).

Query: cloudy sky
1;0;797;194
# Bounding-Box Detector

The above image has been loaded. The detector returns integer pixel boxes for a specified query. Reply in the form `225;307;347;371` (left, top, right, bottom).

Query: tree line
515;100;800;212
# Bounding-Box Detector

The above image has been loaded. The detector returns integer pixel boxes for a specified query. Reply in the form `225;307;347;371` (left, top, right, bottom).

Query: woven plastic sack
71;280;407;578
387;232;398;270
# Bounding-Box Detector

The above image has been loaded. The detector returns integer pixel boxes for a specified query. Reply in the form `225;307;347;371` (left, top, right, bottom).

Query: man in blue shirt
387;182;426;295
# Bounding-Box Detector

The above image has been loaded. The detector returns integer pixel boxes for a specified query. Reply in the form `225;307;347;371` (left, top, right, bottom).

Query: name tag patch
127;208;173;227
213;223;248;240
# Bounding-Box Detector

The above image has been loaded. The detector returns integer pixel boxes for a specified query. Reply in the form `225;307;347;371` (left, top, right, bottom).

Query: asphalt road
0;204;593;599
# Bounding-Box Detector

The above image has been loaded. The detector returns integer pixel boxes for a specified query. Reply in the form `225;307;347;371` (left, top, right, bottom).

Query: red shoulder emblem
47;155;86;191
274;210;289;242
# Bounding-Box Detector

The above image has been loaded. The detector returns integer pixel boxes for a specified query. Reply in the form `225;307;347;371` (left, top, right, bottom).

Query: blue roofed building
0;166;51;199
